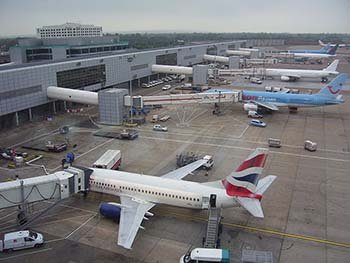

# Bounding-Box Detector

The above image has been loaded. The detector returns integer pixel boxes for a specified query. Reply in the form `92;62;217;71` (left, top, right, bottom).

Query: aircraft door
201;196;210;209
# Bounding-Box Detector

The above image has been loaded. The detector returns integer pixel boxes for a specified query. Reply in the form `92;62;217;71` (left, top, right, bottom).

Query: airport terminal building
0;40;245;129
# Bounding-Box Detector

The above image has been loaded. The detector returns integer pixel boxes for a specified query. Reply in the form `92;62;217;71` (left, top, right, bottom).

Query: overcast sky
0;0;349;36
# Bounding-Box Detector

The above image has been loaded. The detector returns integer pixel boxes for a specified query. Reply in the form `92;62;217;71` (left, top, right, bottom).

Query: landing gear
321;77;328;83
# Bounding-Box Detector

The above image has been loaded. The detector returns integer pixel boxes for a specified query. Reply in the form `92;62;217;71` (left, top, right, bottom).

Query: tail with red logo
221;148;276;218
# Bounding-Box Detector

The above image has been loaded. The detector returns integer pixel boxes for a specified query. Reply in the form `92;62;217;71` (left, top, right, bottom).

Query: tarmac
0;45;349;263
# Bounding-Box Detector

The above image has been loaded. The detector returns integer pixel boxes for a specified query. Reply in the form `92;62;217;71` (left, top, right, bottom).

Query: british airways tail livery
242;73;348;112
89;148;276;249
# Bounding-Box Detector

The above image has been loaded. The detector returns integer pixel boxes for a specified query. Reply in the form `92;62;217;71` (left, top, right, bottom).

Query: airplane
319;40;349;49
250;59;339;82
280;44;338;59
209;73;348;112
89;148;276;249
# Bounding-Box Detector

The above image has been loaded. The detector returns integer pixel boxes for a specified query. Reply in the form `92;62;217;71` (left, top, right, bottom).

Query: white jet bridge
124;91;241;107
0;167;92;227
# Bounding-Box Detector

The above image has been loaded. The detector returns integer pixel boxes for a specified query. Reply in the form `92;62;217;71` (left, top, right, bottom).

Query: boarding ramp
203;194;222;248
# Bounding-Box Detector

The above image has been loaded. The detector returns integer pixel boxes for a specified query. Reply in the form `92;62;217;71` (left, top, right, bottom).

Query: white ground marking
64;214;97;240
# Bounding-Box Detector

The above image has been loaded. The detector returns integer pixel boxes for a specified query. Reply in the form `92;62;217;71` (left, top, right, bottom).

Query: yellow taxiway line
157;210;350;249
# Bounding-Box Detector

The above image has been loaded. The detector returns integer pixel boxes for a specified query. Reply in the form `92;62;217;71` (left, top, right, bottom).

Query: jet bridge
124;91;241;107
0;167;92;225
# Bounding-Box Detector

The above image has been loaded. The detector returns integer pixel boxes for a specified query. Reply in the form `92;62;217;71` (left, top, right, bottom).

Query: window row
91;180;200;202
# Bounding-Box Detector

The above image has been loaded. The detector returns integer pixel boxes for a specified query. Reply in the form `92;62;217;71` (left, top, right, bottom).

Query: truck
176;153;214;170
93;149;122;170
46;141;67;152
180;248;230;263
0;230;44;252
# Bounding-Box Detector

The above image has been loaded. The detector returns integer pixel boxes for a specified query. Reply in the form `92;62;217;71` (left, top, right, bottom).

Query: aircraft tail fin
319;40;326;47
318;73;348;97
326;44;338;55
222;148;268;195
324;60;339;72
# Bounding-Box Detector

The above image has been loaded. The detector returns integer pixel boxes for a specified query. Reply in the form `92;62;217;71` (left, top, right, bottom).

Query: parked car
250;119;266;127
153;124;168;132
162;85;171;91
151;115;159;123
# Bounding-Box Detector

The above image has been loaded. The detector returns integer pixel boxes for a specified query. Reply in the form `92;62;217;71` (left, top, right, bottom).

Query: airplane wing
161;159;208;180
118;196;155;249
250;100;279;111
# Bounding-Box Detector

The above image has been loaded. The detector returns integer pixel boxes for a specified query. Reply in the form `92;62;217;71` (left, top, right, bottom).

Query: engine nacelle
243;103;258;112
281;76;290;81
99;202;121;221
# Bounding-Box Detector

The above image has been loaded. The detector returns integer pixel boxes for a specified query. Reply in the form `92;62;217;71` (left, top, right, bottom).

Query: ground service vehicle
153;124;168;132
304;140;317;152
93;149;121;170
248;111;263;118
46;141;67;152
162;85;171;90
159;115;170;122
268;138;281;148
180;248;230;263
151;115;159;123
250;77;263;84
0;231;44;252
250;119;267;127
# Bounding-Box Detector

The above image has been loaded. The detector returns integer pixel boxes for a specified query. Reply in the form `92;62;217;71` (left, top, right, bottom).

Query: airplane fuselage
265;68;337;79
242;90;342;108
89;168;236;209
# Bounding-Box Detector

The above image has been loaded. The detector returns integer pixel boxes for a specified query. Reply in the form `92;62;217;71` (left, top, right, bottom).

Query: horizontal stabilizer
237;197;264;218
256;175;277;195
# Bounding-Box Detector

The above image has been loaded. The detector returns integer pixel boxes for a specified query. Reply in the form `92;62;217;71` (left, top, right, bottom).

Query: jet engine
281;76;290;81
99;202;121;222
243;103;258;112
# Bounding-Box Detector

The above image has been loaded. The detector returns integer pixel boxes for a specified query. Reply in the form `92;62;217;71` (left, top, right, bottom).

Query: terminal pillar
228;56;240;69
192;65;209;86
28;108;32;121
52;102;56;114
15;112;19;126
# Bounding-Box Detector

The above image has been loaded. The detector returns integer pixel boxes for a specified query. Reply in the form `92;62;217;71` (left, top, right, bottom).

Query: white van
248;111;263;118
250;77;262;84
0;230;44;252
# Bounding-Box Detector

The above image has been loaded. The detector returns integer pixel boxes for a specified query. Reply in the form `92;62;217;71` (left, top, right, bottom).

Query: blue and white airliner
210;73;348;112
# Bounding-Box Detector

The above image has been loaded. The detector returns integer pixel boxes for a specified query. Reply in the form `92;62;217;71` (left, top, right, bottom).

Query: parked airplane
280;44;338;59
209;73;348;112
319;40;349;49
252;59;339;82
241;73;348;111
89;148;276;249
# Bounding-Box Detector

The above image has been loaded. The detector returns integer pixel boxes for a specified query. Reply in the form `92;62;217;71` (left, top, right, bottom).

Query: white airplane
89;148;276;249
263;59;339;82
319;40;349;48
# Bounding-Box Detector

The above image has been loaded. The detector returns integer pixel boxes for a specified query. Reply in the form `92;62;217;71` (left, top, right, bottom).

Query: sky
0;0;349;36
